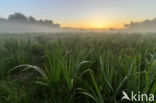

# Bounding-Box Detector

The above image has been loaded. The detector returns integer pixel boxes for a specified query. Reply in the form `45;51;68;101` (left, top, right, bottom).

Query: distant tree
0;12;60;28
124;17;156;28
8;13;28;22
29;16;37;23
43;19;53;26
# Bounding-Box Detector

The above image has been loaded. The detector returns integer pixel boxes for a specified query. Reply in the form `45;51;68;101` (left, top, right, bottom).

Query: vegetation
0;12;60;27
0;32;155;103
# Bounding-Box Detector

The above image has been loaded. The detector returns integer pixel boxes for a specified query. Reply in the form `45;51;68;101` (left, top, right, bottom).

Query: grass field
0;32;155;103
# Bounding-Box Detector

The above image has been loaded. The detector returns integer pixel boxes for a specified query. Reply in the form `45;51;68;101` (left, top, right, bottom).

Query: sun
89;17;108;29
93;22;106;29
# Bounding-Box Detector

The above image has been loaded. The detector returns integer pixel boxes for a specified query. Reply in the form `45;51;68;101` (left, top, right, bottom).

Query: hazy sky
0;0;156;29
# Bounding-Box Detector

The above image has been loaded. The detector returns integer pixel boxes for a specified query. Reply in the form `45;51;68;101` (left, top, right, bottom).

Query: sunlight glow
60;16;125;29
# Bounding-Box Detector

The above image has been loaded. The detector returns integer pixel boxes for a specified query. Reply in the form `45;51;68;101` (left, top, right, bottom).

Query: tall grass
0;32;155;103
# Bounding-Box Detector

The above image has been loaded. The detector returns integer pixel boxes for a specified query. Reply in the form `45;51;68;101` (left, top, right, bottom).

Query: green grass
0;32;155;103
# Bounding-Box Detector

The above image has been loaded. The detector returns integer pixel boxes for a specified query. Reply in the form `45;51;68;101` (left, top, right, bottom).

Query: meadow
0;32;155;103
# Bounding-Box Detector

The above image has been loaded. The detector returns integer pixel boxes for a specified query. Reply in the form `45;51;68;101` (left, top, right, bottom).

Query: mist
1;12;156;33
0;13;64;33
123;18;156;33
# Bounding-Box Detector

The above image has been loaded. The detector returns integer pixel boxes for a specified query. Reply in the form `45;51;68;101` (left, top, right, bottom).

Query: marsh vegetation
0;32;155;103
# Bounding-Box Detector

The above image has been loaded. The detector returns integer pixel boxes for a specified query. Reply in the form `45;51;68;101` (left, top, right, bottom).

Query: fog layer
0;13;61;32
1;13;156;33
123;18;156;33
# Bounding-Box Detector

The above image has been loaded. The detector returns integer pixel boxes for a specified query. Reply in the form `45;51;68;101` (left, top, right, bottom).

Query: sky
0;0;156;29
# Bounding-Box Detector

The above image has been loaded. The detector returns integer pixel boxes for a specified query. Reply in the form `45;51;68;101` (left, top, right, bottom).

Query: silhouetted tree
124;18;156;28
29;16;37;23
0;12;60;28
8;13;28;22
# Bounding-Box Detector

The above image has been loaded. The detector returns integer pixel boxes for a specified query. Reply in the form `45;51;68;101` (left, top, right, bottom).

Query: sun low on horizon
60;22;124;29
60;17;125;29
1;0;156;29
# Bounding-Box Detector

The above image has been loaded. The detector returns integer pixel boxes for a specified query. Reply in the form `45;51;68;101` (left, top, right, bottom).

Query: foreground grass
0;32;155;103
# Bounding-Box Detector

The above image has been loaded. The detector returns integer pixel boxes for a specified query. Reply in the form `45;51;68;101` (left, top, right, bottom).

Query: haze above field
0;0;156;32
